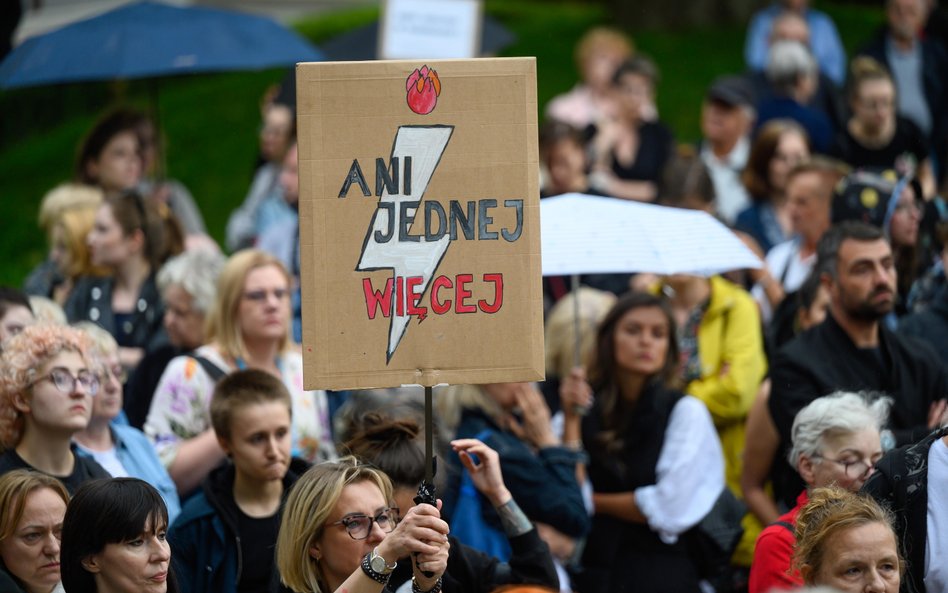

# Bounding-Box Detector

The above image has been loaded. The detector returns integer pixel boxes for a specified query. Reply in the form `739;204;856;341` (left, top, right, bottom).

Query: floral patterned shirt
143;345;335;467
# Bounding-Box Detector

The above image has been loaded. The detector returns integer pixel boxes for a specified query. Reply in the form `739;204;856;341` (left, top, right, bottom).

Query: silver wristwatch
370;547;397;574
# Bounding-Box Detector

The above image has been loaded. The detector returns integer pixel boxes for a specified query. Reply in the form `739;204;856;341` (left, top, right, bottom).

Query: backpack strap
191;355;227;383
772;520;795;534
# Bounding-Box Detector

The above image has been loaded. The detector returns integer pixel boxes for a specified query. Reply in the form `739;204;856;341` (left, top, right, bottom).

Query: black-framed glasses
243;288;289;303
31;368;100;396
331;508;399;540
813;455;875;479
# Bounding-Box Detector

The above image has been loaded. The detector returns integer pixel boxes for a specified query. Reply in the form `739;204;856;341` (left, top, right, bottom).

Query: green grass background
0;1;883;286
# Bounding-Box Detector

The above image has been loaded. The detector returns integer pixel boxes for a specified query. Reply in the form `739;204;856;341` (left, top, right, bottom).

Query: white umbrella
540;193;763;372
541;193;762;276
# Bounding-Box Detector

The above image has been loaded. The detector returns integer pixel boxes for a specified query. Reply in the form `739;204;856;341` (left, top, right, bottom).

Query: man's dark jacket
768;313;948;505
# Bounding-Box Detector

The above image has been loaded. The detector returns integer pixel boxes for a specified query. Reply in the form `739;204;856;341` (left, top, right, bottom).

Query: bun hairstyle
793;486;902;582
343;413;426;489
847;56;893;103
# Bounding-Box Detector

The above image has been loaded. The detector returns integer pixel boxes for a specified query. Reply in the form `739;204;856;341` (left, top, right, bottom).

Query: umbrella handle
570;275;589;416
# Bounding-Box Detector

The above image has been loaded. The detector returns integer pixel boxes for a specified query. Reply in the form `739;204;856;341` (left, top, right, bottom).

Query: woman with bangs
65;191;181;369
0;470;70;593
276;457;449;593
60;478;177;593
0;324;109;494
145;250;333;496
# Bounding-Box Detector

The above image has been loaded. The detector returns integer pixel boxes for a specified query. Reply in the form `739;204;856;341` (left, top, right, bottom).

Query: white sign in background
380;0;482;60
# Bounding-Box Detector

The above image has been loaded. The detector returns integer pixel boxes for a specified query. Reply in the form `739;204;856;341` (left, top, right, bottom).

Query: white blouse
633;395;726;544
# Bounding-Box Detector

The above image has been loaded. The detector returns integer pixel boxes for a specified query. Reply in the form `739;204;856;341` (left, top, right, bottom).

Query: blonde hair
794;486;902;582
433;383;505;438
206;249;291;361
277;457;393;593
0;470;69;543
544;287;616;378
72;321;118;359
847;56;893;104
54;205;105;279
575;27;634;71
27;296;66;326
37;183;103;235
0;324;92;449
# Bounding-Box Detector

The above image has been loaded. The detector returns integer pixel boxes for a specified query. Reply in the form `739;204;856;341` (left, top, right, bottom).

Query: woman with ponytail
344;412;559;593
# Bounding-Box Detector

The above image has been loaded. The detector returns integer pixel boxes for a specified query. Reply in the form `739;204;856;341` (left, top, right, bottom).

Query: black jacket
64;274;168;352
168;458;308;593
899;285;948;368
862;427;948;593
768;313;948;506
385;529;559;593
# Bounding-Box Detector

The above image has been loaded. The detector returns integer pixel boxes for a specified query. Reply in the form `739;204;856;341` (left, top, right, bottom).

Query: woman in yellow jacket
653;273;767;570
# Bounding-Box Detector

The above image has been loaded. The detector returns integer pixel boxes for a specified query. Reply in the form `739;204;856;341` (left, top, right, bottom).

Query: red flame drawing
406;65;441;115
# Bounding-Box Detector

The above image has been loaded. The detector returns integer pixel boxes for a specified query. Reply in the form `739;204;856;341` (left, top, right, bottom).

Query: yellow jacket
656;276;767;566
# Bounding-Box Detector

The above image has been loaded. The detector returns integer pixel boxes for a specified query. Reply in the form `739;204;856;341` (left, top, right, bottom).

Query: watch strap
361;552;391;584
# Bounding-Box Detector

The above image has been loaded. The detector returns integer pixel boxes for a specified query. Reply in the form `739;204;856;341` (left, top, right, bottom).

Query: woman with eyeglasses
70;323;180;524
64;191;182;371
276;457;449;593
748;391;889;593
0;324;109;494
145;250;334;496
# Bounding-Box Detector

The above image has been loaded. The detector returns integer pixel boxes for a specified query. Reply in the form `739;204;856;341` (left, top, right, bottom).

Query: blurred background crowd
0;1;947;593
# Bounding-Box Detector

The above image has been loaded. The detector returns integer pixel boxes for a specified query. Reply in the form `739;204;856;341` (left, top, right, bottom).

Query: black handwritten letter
398;201;421;242
501;200;524;242
376;157;399;196
374;203;395;243
478;199;498;240
338;159;370;198
425;201;447;241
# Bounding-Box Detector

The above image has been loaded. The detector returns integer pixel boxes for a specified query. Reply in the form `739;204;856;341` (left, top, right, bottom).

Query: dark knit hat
831;168;920;237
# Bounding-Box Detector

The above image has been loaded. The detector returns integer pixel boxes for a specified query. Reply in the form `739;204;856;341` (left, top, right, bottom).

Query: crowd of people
1;0;948;593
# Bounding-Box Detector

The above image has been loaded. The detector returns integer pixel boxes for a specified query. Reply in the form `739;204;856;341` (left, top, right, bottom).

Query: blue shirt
745;4;847;85
75;423;181;524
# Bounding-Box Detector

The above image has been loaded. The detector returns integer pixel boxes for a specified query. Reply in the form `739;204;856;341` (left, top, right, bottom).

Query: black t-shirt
0;447;110;495
235;508;281;593
830;117;930;172
609;120;675;185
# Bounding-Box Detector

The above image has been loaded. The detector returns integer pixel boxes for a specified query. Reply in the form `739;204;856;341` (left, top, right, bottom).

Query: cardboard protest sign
297;58;543;390
379;0;482;60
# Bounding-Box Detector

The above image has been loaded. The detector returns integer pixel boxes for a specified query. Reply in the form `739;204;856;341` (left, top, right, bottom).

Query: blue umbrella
0;0;324;89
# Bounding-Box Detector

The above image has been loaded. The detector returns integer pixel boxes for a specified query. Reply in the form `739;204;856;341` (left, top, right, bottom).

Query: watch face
371;553;388;573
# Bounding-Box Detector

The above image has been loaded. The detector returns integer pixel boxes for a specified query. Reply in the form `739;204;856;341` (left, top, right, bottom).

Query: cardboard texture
296;58;544;390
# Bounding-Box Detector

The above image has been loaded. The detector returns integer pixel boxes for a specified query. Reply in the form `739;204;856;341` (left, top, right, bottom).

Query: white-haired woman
124;249;226;429
748;391;890;593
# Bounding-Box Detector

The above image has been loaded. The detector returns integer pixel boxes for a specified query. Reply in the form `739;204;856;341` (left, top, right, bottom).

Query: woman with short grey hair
123;249;226;428
748;391;890;593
